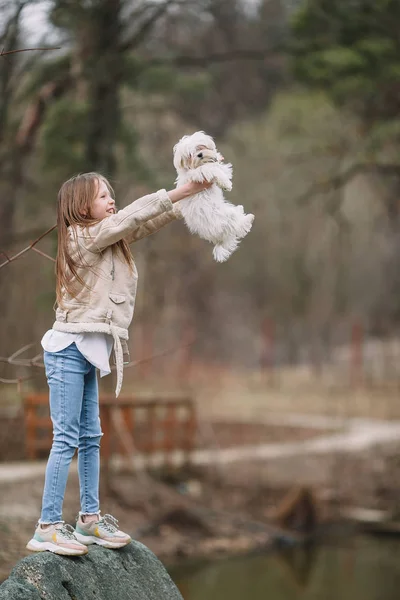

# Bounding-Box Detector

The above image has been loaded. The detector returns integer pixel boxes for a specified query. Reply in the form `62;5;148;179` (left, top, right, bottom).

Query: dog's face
192;146;218;169
173;131;221;171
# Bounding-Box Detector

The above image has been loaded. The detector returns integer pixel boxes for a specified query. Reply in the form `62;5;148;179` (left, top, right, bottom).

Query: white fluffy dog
173;131;254;262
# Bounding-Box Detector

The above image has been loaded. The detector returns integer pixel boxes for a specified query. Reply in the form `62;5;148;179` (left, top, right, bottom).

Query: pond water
169;536;400;600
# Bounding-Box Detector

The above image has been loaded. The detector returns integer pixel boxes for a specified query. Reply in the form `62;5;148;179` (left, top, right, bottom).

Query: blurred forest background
2;0;400;395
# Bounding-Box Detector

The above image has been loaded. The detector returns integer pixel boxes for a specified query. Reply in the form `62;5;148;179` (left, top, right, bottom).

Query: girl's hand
185;180;213;195
168;180;213;203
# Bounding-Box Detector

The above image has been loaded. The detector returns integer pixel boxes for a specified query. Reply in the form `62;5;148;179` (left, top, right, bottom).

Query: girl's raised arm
81;182;206;252
124;204;183;245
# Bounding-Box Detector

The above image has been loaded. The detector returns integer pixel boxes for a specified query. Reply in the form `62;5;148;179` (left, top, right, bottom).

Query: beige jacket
52;188;182;396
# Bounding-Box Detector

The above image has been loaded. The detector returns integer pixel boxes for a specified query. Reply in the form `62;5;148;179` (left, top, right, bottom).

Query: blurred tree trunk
81;0;122;174
0;2;33;363
0;1;25;247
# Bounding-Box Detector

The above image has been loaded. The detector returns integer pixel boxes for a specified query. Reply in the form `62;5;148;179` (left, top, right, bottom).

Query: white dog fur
173;131;254;262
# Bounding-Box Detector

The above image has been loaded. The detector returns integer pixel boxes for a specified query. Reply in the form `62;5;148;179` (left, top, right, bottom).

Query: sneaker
26;522;88;556
74;513;132;549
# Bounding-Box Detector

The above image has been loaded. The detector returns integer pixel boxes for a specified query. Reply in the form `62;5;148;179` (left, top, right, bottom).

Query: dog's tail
213;240;238;262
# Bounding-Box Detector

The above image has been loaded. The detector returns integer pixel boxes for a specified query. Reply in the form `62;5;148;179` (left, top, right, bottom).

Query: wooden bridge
23;393;197;470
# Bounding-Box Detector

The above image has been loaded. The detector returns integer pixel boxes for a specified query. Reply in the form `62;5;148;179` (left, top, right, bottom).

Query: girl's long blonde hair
55;172;133;307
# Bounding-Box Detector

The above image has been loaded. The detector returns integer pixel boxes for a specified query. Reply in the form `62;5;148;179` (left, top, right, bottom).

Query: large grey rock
0;542;183;600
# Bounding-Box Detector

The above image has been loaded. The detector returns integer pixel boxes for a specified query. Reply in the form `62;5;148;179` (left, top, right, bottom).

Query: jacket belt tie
110;324;124;397
52;320;128;397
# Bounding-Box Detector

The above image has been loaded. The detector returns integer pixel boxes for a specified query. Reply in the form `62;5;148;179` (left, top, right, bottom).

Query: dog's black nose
197;152;203;158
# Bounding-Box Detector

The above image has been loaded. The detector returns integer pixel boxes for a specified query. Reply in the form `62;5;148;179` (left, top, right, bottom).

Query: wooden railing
23;394;197;469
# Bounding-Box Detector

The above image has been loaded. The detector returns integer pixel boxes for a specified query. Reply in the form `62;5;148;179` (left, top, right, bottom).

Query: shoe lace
98;514;119;533
54;523;77;540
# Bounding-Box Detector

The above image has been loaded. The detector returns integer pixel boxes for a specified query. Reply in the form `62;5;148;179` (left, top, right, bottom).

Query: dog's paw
245;213;255;229
237;213;254;239
213;244;233;262
215;177;232;192
186;169;209;184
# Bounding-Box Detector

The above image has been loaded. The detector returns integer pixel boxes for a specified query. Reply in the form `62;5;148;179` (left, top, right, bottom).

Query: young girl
26;172;211;556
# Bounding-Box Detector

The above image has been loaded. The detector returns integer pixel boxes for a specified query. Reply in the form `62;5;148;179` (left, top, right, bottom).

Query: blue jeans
39;343;103;523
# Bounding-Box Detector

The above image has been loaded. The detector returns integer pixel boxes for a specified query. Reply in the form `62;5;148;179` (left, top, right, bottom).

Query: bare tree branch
0;46;61;58
119;0;198;52
0;224;56;269
8;342;36;363
120;0;176;52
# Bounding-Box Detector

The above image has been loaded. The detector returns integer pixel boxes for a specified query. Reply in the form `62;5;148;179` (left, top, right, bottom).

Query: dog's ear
178;146;192;169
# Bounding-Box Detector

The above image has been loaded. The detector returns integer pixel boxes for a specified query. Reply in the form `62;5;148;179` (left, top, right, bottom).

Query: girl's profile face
90;179;116;220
